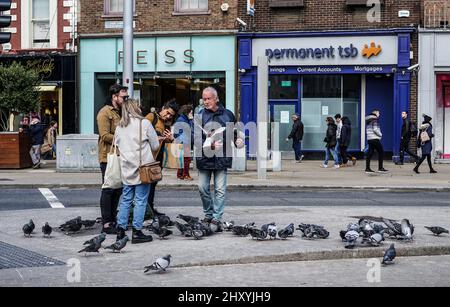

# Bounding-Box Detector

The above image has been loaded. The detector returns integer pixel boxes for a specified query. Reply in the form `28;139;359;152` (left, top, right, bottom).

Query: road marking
38;188;65;209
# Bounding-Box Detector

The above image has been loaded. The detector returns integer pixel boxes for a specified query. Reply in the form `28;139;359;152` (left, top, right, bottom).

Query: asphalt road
1;188;450;211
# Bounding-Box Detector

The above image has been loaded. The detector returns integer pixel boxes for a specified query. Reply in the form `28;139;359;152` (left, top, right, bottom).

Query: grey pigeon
339;230;347;242
42;222;52;237
190;228;204;240
59;216;83;233
278;223;295;240
157;215;172;228
78;239;102;256
369;233;384;246
177;214;199;224
223;221;235;231
249;228;268;240
144;255;171;273
105;236;129;253
347;222;361;232
83;233;106;246
22;220;35;237
174;221;190;235
382;243;396;265
81;219;97;229
401;219;413;240
232;225;251;236
266;224;278;239
154;227;173;240
382;218;403;237
424;226;449;236
344;230;359;249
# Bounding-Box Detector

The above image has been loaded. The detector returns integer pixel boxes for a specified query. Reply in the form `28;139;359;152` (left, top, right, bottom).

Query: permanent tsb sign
252;36;398;66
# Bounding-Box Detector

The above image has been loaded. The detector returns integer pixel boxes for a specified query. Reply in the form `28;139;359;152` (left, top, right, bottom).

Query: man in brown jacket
97;83;128;234
145;99;178;217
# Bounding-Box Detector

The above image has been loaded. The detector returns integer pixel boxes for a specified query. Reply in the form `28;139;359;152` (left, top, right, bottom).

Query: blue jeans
198;169;227;221
293;141;302;161
334;140;342;164
324;146;339;166
117;184;150;231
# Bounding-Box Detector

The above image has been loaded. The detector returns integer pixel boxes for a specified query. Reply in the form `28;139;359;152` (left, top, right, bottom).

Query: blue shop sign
269;65;395;74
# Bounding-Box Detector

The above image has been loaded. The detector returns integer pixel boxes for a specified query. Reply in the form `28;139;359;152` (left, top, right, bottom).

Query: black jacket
288;120;304;142
324;123;337;148
195;105;237;170
30;123;44;145
340;117;352;147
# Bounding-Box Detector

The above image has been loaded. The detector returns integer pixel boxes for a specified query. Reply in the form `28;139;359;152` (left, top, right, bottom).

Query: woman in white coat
115;99;160;244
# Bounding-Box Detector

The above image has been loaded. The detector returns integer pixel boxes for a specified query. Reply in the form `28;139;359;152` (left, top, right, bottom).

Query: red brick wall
78;0;239;35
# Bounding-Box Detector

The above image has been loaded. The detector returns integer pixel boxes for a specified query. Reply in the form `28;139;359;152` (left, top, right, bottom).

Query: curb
172;245;450;268
1;183;450;192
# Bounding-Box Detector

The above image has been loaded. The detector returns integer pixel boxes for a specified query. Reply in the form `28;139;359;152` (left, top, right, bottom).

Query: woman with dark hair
414;114;437;174
321;117;339;168
174;104;194;180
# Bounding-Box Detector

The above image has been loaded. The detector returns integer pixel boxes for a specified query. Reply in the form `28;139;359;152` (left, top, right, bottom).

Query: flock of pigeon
21;213;449;271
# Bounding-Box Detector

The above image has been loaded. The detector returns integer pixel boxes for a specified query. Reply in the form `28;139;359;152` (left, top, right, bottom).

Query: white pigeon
401;219;413;240
144;254;172;273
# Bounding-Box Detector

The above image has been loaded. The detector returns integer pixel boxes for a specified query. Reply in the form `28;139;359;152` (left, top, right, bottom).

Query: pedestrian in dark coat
286;113;304;162
339;116;352;165
321;117;339;168
29;116;44;169
414;114;437;174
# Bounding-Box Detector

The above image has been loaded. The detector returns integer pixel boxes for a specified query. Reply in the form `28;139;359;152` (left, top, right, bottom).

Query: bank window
32;0;50;48
104;0;135;16
269;75;298;100
174;0;209;14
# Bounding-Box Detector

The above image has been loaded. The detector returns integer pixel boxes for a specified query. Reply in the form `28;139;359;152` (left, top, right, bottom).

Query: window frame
31;0;50;47
103;0;136;17
173;0;211;15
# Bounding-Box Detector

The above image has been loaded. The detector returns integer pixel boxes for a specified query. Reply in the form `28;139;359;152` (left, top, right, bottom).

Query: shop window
104;0;135;16
269;0;305;8
174;0;209;14
32;0;50;48
301;75;360;150
269;75;298;100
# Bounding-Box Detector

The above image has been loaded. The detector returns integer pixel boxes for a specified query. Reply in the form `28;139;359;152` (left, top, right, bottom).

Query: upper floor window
174;0;209;14
32;0;50;48
104;0;135;16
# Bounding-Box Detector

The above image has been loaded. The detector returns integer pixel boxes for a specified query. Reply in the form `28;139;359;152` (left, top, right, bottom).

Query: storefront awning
35;85;57;92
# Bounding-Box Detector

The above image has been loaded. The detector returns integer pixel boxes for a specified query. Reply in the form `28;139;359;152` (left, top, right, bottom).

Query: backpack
410;121;418;138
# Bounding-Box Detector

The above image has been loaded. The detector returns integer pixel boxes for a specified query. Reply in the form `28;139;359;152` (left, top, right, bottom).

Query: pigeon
382;243;396;265
344;230;360;249
154;227;173;240
22;220;35;237
189;228;204;240
401;219;414;240
249;228;268;240
42;222;52;237
347;222;361;232
59;216;83;233
369;233;384;246
157;215;172;228
105;236;129;253
177;214;199;225
316;227;330;239
144;255;171;273
339;230;348;242
78;239;102;256
81;219;97;229
223;221;235;231
174;221;190;236
382;218;403;237
278;223;295;240
83;233;106;246
232;225;250;236
261;223;277;239
424;226;449;236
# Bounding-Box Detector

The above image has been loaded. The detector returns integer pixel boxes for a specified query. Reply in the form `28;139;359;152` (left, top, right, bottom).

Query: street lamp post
123;0;133;98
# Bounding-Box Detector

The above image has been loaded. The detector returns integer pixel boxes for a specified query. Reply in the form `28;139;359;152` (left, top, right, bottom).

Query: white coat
114;117;160;185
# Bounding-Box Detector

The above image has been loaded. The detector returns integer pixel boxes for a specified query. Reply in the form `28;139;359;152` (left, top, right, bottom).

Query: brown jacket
97;105;121;163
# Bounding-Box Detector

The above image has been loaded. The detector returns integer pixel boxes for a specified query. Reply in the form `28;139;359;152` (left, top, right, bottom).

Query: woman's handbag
102;139;122;189
420;130;430;143
139;120;163;184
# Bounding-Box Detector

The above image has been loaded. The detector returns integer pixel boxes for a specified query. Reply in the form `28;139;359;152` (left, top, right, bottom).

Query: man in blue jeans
195;87;244;231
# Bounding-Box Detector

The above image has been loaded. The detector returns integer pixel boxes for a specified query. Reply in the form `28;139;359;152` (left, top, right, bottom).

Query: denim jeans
324;146;339;166
30;145;41;165
334;140;342;164
117;184;150;231
293;141;302;161
198;169;227;221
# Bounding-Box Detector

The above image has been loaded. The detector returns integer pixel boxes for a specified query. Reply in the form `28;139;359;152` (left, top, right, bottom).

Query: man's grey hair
203;87;218;101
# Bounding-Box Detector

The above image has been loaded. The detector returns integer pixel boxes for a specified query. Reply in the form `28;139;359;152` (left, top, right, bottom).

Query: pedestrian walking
321;117;340;168
339;116;357;167
97;83;128;234
286;113;304;162
334;114;343;165
145;99;179;217
396;111;419;165
41;121;57;160
29;115;44;169
365;109;388;173
195;87;244;230
414;114;437;174
174;104;194;180
114;99;160;244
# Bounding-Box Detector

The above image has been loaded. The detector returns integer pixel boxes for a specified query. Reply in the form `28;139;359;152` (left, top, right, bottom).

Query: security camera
236;18;247;27
407;63;420;72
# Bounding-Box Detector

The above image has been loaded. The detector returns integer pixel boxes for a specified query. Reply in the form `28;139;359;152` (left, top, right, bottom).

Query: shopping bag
102;144;122;189
162;143;184;169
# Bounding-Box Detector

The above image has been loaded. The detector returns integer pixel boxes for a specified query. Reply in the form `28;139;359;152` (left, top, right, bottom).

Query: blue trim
237;28;415;39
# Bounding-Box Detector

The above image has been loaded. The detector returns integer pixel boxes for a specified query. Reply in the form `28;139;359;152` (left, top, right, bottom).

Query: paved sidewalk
1;159;449;191
1;205;449;286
